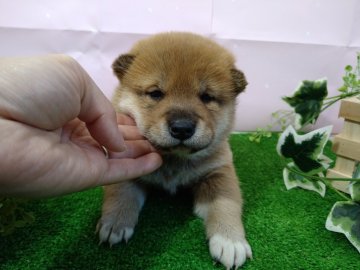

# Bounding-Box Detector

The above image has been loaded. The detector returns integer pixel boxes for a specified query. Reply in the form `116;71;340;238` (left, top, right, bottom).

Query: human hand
0;55;162;197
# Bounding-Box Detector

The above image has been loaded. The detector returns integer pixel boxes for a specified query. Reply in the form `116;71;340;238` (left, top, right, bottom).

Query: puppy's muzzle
167;109;198;141
168;118;196;140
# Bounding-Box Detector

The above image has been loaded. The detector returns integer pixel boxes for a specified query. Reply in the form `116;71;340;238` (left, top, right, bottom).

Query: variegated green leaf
277;125;333;174
318;154;333;170
350;163;360;202
283;163;326;197
353;162;360;178
326;201;360;253
350;182;360;202
283;79;328;129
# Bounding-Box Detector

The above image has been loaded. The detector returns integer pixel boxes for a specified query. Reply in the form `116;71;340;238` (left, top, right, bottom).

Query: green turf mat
1;134;359;270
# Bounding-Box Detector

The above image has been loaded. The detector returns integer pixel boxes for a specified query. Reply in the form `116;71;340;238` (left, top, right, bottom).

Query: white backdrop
1;0;359;132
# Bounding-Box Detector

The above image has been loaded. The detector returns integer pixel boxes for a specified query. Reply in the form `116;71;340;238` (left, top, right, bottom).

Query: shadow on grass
0;187;199;270
47;188;198;270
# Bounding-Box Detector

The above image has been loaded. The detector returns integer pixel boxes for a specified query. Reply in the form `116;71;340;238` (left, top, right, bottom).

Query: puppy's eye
146;89;164;101
200;92;216;104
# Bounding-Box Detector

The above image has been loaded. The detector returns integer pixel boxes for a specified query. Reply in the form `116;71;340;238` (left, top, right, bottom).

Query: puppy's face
113;33;247;156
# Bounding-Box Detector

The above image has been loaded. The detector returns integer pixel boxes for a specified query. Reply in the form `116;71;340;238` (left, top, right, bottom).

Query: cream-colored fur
97;32;252;269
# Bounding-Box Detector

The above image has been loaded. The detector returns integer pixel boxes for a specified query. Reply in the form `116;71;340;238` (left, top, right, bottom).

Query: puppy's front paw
96;219;134;247
209;234;252;270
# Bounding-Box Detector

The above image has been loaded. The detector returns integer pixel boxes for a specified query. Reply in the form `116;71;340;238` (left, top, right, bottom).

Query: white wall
1;0;359;132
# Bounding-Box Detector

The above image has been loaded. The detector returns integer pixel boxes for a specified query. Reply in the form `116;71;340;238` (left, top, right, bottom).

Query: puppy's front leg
194;165;252;269
97;181;145;246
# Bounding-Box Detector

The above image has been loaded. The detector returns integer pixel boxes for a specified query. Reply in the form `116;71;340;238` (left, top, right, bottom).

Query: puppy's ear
231;68;247;95
112;54;135;80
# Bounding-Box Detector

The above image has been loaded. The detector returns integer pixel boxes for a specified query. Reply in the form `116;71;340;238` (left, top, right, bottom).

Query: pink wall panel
1;0;359;132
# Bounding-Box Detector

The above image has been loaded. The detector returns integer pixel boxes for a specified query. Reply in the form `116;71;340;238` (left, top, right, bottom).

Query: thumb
77;68;125;152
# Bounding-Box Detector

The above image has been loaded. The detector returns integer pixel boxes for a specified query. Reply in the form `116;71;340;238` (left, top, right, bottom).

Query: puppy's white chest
140;167;198;194
141;161;205;193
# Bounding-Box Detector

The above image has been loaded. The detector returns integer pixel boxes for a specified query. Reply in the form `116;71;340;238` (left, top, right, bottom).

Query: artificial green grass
1;134;359;270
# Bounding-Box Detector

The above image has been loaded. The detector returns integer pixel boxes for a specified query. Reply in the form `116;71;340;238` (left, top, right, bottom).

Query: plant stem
284;164;352;201
321;99;341;112
285;164;360;182
324;91;359;102
322;179;351;201
324;95;344;101
318;176;360;182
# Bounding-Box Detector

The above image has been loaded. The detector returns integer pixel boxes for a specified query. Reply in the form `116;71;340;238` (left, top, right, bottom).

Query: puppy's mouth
149;140;206;156
161;144;198;155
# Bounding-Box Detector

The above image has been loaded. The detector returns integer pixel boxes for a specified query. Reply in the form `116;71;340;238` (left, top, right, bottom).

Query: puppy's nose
169;119;196;140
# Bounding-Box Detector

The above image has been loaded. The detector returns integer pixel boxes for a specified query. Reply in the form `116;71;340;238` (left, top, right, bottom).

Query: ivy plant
273;53;360;253
283;79;328;129
249;53;360;142
277;125;360;253
277;125;332;174
277;125;332;196
326;201;360;253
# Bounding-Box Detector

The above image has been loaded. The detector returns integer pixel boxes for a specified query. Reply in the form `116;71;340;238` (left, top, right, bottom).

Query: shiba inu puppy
97;32;252;269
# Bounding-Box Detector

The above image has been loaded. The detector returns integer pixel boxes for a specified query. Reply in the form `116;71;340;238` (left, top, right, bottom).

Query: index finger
74;62;126;152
